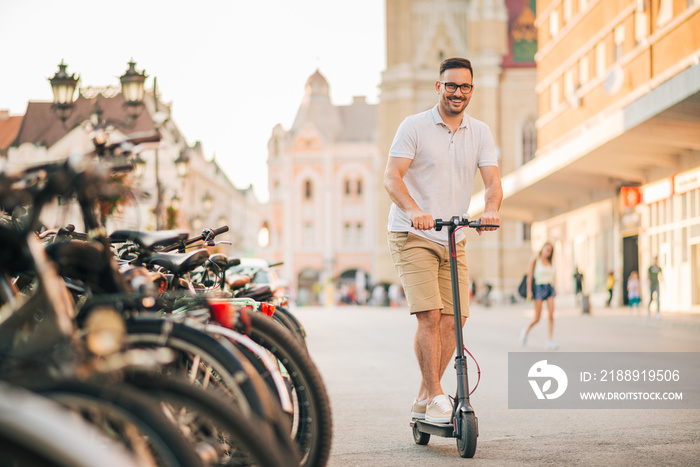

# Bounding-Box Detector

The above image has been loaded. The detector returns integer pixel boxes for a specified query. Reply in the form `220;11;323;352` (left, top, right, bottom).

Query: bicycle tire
24;377;202;467
124;317;279;423
123;371;299;467
0;381;139;467
247;312;333;467
271;305;307;348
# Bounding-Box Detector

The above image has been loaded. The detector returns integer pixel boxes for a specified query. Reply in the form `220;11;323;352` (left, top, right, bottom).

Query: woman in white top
520;242;557;350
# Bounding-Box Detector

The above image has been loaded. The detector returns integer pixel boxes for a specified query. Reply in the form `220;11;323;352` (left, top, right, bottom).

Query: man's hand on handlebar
410;211;434;231
475;210;501;236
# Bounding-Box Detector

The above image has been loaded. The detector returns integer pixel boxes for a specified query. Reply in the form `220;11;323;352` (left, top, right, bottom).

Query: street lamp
202;192;213;212
119;60;147;107
174;149;190;177
49;59;147;126
49;61;79;122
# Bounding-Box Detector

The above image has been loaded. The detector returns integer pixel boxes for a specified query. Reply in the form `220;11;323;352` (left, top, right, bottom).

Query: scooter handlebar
433;217;500;231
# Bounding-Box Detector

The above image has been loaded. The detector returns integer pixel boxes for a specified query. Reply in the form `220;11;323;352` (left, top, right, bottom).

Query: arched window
356;179;362;197
304;180;313;200
522;117;537;165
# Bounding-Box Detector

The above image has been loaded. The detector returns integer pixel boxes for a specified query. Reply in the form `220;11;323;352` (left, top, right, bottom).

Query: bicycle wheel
124;316;288;434
272;305;307;348
123;371;299;467
0;381;139;467
247;312;333;467
25;377;202;467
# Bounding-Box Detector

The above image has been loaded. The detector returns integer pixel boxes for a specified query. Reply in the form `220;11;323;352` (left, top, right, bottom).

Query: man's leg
415;309;443;402
438;314;466;379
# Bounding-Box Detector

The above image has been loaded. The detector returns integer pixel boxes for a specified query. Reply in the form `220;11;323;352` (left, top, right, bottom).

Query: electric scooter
410;216;499;458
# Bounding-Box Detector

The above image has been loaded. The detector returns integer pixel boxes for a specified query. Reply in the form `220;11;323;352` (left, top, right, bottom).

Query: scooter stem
447;217;472;410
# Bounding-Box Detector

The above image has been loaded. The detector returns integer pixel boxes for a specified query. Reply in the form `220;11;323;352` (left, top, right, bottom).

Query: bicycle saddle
146;249;210;276
110;229;188;250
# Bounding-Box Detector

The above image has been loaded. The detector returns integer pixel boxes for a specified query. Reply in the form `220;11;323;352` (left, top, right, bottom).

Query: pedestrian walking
573;267;584;305
627;270;641;314
648;256;663;318
384;57;502;423
520;242;557;350
606;271;615;307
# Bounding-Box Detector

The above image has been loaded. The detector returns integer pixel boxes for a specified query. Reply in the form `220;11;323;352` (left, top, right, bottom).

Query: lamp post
49;61;80;122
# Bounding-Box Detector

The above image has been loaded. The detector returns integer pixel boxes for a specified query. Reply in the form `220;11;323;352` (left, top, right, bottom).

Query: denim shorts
534;284;555;300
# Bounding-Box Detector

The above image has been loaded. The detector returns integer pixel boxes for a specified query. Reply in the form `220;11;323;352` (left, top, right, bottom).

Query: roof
12;94;156;148
0;114;22;150
336;97;377;142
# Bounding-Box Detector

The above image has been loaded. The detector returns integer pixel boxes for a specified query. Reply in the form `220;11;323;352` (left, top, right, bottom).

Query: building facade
376;0;540;301
262;71;381;305
494;0;700;310
2;69;259;257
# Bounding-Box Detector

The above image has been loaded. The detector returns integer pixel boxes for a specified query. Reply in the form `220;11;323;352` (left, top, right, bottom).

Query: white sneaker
425;395;453;424
546;341;558;350
410;398;428;419
519;328;527;346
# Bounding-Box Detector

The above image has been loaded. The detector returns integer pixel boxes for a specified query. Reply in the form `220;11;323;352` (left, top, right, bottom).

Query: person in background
573;267;584;305
627;270;641;314
520;242;557;350
606;271;615;307
648;257;663;319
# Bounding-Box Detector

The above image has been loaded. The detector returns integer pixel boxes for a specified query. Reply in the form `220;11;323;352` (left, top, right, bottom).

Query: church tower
377;0;537;300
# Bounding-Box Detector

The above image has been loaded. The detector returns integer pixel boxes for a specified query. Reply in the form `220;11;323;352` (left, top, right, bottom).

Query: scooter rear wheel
456;412;477;458
412;422;430;445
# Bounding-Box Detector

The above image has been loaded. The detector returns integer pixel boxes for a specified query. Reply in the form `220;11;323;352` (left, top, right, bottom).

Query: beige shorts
388;231;470;316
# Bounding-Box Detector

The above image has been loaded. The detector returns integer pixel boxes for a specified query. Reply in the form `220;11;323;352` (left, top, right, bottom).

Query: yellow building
489;0;700;310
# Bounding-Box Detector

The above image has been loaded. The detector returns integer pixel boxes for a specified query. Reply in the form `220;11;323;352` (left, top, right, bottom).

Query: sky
0;0;386;202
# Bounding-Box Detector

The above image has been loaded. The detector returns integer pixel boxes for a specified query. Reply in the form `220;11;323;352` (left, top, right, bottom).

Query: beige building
491;0;700;310
2;64;259;257
376;0;539;301
262;71;382;305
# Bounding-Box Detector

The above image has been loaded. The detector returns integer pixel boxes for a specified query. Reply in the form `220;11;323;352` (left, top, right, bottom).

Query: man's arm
476;165;503;234
383;156;434;230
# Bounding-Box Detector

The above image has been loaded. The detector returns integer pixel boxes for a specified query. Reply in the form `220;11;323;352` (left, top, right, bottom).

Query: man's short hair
439;58;473;78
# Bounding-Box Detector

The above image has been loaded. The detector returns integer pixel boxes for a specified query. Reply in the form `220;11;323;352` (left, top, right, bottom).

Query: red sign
620;186;642;211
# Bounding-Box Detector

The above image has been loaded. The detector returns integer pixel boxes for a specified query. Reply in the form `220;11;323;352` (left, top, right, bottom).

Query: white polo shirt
387;104;498;245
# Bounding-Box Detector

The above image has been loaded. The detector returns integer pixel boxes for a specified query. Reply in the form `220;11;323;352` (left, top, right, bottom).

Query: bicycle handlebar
161;225;229;252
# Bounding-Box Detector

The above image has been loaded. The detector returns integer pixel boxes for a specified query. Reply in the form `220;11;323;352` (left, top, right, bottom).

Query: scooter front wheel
456;412;477;458
412;422;430;445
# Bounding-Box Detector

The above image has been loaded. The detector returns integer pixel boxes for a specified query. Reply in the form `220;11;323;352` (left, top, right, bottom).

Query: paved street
293;303;700;466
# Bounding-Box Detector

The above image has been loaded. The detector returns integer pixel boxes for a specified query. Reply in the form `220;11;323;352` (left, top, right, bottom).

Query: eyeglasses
440;81;473;94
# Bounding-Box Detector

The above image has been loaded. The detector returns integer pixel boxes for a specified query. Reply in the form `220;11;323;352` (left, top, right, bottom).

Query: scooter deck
411;419;455;438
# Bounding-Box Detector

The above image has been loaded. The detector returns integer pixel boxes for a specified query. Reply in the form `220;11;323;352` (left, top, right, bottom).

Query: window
657;0;672;27
549;10;560;37
635;4;647;45
565;68;576;100
345;179;351;196
563;0;573;22
522;117;537;164
579;56;589;84
356;222;364;246
614;26;625;62
522;222;532;242
304;180;313;200
357;179;362;197
344;223;352;246
595;42;606;77
550;81;560;109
